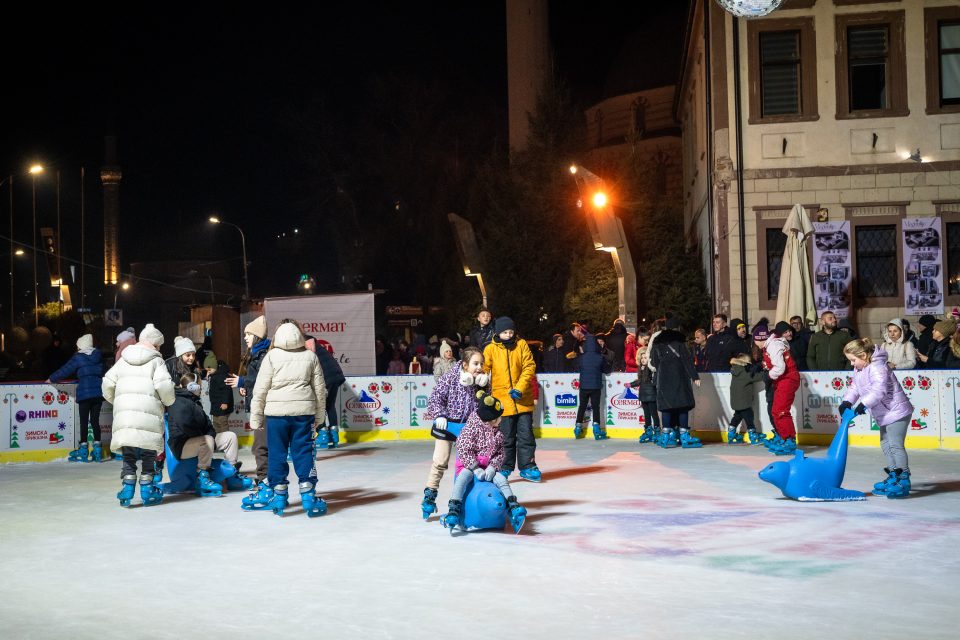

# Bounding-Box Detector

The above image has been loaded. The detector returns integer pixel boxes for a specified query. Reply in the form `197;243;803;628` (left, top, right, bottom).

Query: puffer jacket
578;335;608;390
883;318;917;370
49;349;104;401
249;323;326;430
483;336;536;416
455;412;505;473
166;388;215;460
842;346;913;427
101;343;176;452
427;365;480;423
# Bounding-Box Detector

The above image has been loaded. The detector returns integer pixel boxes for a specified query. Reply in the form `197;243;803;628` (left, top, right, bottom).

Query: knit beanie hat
476;390;504;422
934;319;957;337
439;340;452;357
244;315;268;340
116;327;135;345
918;314;936;329
664;315;680;330
174;336;197;357
730;318;747;332
752;320;770;342
139;323;164;347
76;334;94;351
494;317;515;334
773;321;792;337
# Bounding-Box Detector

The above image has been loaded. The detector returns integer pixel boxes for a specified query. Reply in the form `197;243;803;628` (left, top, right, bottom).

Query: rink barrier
3;370;958;463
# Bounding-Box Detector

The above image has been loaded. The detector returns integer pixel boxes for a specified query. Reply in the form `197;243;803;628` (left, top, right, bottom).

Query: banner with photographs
812;221;853;319
902;217;943;316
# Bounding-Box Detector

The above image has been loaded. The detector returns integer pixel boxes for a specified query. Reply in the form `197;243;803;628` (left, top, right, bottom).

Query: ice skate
139;475;164;506
679;429;703;448
300;482;327;517
872;468;898;494
771;437;797;456
195;469;223;497
316;429;330;448
519;465;542;482
573;423;584;439
269;484;289;516
91;442;104;462
592;424;609;440
442;499;463;534
226;471;255;491
507;496;526;534
68;442;89;463
421;487;438;519
746;429;766;446
726;427;744;444
638;426;655;444
241;481;275;510
117;475;137;507
659;428;677;448
884;470;911;499
328;428;340;449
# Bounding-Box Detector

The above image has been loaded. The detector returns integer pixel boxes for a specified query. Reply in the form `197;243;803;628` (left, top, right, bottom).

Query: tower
100;136;121;285
506;0;551;152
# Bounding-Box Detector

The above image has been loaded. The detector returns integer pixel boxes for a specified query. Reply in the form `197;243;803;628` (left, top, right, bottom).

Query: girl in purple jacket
420;347;488;519
840;338;914;499
442;391;527;534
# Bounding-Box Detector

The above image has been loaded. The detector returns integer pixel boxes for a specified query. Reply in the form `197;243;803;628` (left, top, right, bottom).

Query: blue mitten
509;389;522;400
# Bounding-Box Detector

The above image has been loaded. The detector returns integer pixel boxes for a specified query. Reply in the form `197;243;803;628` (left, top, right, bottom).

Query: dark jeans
498;411;536;472
324;386;339;428
266;415;318;488
121;447;157;479
77;397;103;444
575;388;602;424
730;408;756;430
661;410;689;430
642;401;660;428
252;426;269;482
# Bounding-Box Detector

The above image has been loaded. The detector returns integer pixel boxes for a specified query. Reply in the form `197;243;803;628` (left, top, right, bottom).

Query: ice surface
1;440;957;639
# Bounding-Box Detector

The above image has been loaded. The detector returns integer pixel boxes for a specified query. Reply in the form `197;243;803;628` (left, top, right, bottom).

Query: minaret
506;0;551;152
100;136;121;285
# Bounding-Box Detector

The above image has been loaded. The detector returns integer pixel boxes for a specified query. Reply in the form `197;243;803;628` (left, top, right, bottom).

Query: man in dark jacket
208;360;234;434
918;319;956;369
788;316;812;371
915;315;936;359
541;334;566;373
469;309;495;350
560;322;586;372
604;319;628;372
806;311;851;371
704;314;739;372
575;335;611;439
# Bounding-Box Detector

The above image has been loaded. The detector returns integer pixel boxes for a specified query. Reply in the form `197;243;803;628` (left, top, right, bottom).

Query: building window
925;7;960;114
747;18;818;124
835;11;907;119
856;225;898;298
766;228;787;299
947;223;960;296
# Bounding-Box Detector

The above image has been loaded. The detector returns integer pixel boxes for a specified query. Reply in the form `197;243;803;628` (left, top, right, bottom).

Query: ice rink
1;438;957;640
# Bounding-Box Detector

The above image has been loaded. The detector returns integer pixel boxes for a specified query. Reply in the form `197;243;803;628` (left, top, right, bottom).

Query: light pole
29;165;43;324
113;281;130;310
2;248;26;329
209;216;249;301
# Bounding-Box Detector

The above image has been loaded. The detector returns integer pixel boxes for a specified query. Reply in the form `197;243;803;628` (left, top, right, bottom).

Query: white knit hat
116;328;135;344
439;340;452;357
174;336;196;357
76;334;94;350
139;323;164;347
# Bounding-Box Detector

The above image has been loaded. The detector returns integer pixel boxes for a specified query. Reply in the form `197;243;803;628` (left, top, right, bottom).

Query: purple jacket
427;366;479;422
842;346;913;427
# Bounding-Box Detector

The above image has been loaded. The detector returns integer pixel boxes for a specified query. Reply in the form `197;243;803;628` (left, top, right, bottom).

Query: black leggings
322;386;339;428
642;401;660;428
576;388;602;424
730;407;756;430
78;398;103;444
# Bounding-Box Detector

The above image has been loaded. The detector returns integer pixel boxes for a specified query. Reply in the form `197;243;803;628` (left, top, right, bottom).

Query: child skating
442;391;527;534
840;339;914;498
629;348;659;443
421;347;487;519
728;354;765;444
753;321;801;455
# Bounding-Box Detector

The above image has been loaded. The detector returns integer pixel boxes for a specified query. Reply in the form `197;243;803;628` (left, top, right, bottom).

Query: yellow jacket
483;338;536;416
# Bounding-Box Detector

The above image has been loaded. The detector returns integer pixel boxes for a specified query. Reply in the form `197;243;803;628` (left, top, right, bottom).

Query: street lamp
209;216;249;301
113;281;130;309
29;164;43;325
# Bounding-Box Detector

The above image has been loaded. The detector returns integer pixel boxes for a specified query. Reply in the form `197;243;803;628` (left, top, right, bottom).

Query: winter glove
509;389;522;400
472;467;485;482
629;379;641;388
434;417;447;431
474;372;489;388
837;401;852;417
854;403;867;416
483;465;497;481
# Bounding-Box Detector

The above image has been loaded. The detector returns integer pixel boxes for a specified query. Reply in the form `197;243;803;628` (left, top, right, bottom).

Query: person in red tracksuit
753;320;800;456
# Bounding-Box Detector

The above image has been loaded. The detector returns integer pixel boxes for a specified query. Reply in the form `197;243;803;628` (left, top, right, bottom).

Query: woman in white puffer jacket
102;323;176;506
882;318;917;370
248;320;327;517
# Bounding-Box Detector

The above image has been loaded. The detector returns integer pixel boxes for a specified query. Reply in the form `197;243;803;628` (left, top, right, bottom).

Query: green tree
562;247;618;331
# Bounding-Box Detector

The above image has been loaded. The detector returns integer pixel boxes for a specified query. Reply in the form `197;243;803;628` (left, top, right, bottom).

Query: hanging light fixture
715;0;783;18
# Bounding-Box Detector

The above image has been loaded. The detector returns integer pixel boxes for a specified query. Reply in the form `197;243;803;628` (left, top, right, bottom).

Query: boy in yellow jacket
483;317;541;482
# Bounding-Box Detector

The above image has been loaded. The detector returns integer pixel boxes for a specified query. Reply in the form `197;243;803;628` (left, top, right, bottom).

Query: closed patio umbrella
775;203;817;326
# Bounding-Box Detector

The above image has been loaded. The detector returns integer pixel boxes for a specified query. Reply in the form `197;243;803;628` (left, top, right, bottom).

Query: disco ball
715;0;784;18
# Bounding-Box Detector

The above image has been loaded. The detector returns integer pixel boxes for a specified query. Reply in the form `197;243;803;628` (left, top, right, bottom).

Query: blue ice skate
726;427;744;444
68;442;89;463
592;424;609;440
679;429;703;448
269;484;289;516
225;471;255;491
519;466;542;482
139;475;164;506
328;428;339;449
507;496;526;534
241;481;274;510
117;475;137;507
195;469;223;497
872;468;898;494
771;437;797;456
884;470;911;499
300;482;327;517
421;487;438;519
316;429;330;449
573;423;584;439
638;426;655;444
442;499;463;534
91;442;104;462
764;433;784;450
747;429;766;446
659;428;678;448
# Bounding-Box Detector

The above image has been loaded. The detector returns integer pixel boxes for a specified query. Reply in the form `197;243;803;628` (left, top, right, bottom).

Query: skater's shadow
323;487;408;512
540;465;614;482
521;498;580;509
520;510;573;535
315;446;384;461
903;480;960;497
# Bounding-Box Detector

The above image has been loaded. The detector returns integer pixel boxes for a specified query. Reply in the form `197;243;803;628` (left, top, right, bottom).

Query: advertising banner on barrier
605;374;640;427
812;221;853;319
902;217;943;315
0;384;75;453
264;293;375;375
338;376;408;431
540;374;581;429
936;373;960;448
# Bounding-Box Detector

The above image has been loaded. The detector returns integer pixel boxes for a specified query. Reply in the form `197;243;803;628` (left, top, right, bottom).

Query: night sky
1;2;686;305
